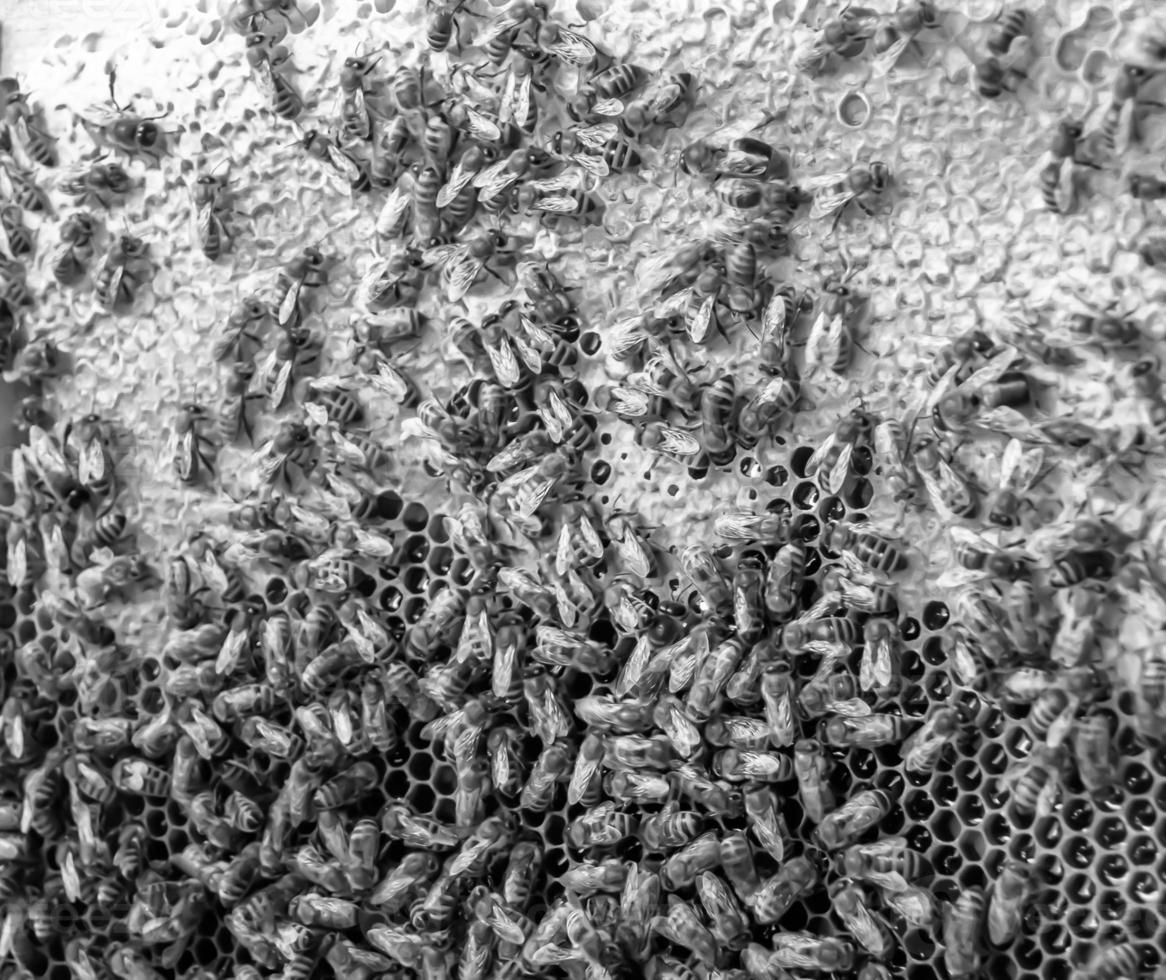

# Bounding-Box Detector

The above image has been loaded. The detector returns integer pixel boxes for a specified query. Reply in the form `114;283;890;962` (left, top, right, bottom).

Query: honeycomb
3;0;1166;978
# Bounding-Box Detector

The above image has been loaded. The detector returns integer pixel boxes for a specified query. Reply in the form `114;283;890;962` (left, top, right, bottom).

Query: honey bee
1072;713;1117;795
651;894;719;965
300;127;370;193
805;274;864;376
803;162;891;230
986;858;1033;947
94;234;153;313
796;6;878;74
679;545;733;619
974;54;1026;99
1006;743;1064;818
943;887;985;979
816;789;892;851
0;204;32;260
173;403;219;487
1040;119;1085;214
78;70;173;165
987;437;1047;527
911;432;978;520
901;705;960;771
807;408;875;493
871;1;940;74
832;882;895;957
1070;940;1141;980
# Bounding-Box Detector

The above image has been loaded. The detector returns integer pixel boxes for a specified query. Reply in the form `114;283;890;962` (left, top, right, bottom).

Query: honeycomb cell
1065;872;1096;904
792;481;819;510
401;501;429;531
1123;761;1152;794
790;446;814;478
921;636;945;666
900;617;921;641
953;759;980;792
402;566;429;595
1004;726;1033;759
842;476;873;509
817;494;845;522
978;748;1007;783
1034;816;1061;849
922;601;948;630
264;576;288;605
17;619;36;643
1064;797;1094;831
427;545;453;576
955;793;984;827
957;829;986;862
399;534;430;565
0;602;14;630
1096;816;1126;848
1010;832;1036;862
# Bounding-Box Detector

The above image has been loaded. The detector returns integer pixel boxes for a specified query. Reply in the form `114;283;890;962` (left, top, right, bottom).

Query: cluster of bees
1;2;1166;980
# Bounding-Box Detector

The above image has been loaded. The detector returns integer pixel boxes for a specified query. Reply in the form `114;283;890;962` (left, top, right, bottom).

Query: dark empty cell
790;445;814;478
1130;835;1157;866
843;475;873;509
929;810;959;844
1098;891;1126;922
139;685;164;714
264;577;288;605
14;590;35;616
1040;926;1071;956
383;769;408;799
1010;832;1036;862
1115;724;1140;755
426;546;453;577
1153;746;1166;778
431;764;456;795
922;601;949;630
432;796;456;825
931;878;959;903
931;844;960;875
146;838;169;864
924;670;952;701
792;481;819;510
899;682;928;715
780;904;809;931
193;939;218;964
1139;944;1163;973
1003;726;1033;759
957;828;987;863
1123;762;1152;794
849;750;877;780
929;773;958;807
817;495;845;522
1129;872;1160;915
979;743;1007;776
764;464;789;486
666;484;680;496
955;794;984;827
921;636;945;666
373;489;403;520
953;759;980;791
401;502;429;531
407;752;432;781
1065;872;1095;904
448;558;475;587
739;456;762;478
905;824;932;853
16;620;36;644
402;566;429;595
1097;816;1126;848
168;826;189;853
1033;816;1061;849
1065;907;1098;940
900;617;921;641
0;603;16;630
426;514;449;544
122;796;145;818
590;459;612;485
401;534;430;565
1014;939;1041;971
545;848;569;877
544;814;567;844
1097;854;1129;888
402;597;426;625
407;784;436;812
957;864;987;891
802;547;822;575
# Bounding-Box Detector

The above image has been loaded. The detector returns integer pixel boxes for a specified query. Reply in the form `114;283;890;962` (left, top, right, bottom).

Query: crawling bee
803;162;891;230
805;273;865;376
192;166;233;260
1039;119;1088;214
0;203;32;258
806;408;875;493
797;7;879;74
245;32;303;119
78;70;173;165
871;1;941;74
423;227;520;301
60;160;132;209
94;234;153;313
299;128;369;193
51;212;99;287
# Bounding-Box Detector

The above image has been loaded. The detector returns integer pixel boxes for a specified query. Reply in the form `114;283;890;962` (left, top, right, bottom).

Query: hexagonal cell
401;501;429;531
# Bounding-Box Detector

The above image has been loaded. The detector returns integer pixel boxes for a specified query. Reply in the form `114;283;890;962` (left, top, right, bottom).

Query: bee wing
472;157;515;193
332;429;371;467
655;426;702;457
760;290;789;346
436;160;477;209
535;194;582;213
375;184;412;241
215;626;250;675
860;634;893;691
510;333;544;375
824;441;854;496
499;70;532;129
803;310;837;372
687;292;717;344
77;440;107;486
590;98;626;116
608;386;653;419
949;524;999;554
804;433;838;477
442;251;483;302
268;360;294;411
605;316;649;361
485;334;522;387
616;533;653;579
278;278;302;327
28;426;71;480
6;538;27;589
326;142;365;185
570;153;610;179
527;171;586;194
513;476;556;518
573;123;619;148
538;401;567;444
463;106;503;144
555;524;574;577
977;406;1042;438
934;566;989;590
828;697;873;718
871;33;913;76
547;28;599;67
